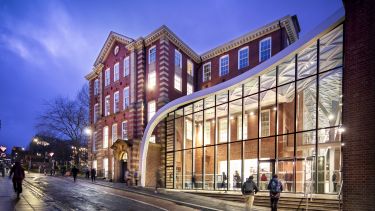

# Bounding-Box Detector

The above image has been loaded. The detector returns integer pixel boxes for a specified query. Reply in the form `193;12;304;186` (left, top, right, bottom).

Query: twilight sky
0;0;343;152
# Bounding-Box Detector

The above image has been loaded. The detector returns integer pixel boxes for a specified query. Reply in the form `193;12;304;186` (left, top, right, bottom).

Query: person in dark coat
91;168;96;182
71;166;79;182
268;174;283;211
241;176;259;211
85;168;90;179
9;161;25;198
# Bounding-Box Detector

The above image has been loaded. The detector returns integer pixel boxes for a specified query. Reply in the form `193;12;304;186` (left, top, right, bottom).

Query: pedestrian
0;162;4;177
85;168;90;179
241;175;259;211
233;170;241;189
125;170;130;186
134;170;138;186
91;168;96;183
268;174;283;211
191;173;196;189
332;171;339;192
71;166;79;182
261;173;267;190
154;169;163;194
221;172;227;190
9;161;25;198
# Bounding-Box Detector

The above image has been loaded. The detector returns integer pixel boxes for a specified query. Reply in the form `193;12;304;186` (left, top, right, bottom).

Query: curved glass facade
164;25;343;194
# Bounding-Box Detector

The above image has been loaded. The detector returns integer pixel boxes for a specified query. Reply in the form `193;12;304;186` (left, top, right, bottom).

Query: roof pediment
93;31;134;67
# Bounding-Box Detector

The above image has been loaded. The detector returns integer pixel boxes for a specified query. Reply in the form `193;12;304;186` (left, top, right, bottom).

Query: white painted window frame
174;49;182;68
174;74;182;91
123;86;129;110
148;45;156;64
94;79;99;95
103;126;109;148
238;46;249;69
124;56;130;77
187;60;194;76
260;109;270;137
202;62;211;82
114;91;119;113
187;82;193;95
114;62;119;82
105;95;110;116
112;123;117;144
259;37;272;62
148;100;156;122
219;55;229;76
105;68;110;86
122;121;128;140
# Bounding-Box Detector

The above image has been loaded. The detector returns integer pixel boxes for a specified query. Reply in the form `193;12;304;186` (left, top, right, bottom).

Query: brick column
135;41;146;138
342;1;375;210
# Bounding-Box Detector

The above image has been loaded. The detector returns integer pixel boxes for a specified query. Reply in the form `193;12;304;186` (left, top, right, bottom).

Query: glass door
259;160;274;191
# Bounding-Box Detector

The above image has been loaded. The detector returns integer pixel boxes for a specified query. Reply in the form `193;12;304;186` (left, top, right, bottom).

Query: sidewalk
74;176;270;211
0;176;61;211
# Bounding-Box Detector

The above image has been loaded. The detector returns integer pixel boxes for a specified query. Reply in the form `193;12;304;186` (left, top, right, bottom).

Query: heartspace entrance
164;25;343;195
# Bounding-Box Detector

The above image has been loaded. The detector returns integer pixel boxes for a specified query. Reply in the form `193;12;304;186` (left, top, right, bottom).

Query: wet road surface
24;173;197;211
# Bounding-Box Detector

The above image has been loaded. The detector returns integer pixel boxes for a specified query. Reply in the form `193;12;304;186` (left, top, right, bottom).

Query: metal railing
338;180;343;210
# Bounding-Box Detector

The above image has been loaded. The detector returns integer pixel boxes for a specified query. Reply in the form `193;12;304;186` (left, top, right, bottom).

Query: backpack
243;181;255;193
270;179;281;193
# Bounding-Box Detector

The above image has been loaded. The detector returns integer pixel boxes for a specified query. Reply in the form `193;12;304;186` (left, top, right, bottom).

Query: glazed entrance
164;25;343;194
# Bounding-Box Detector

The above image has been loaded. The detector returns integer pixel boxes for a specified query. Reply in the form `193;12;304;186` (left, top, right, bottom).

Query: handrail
338;180;343;210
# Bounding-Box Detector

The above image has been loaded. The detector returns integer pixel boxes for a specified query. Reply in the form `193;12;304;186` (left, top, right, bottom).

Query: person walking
191;173;196;189
155;169;163;194
9;161;25;198
134;170;138;186
241;176;259;211
91;168;96;182
221;172;227;190
85;168;90;179
71;166;79;182
268;174;283;211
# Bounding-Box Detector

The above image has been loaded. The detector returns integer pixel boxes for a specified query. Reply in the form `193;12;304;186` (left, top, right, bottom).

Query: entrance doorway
120;152;128;182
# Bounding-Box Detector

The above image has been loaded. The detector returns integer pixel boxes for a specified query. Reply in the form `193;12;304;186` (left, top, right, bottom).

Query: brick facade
342;0;375;210
86;17;300;184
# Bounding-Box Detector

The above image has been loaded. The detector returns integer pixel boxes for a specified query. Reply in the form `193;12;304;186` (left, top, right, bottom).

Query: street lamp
84;127;92;136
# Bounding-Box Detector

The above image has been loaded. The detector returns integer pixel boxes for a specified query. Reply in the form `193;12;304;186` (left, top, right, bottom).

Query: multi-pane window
114;91;119;113
105;68;110;86
149;46;156;64
186;119;192;140
114;63;119;81
187;83;193;95
148;100;156;122
174;75;182;91
238;47;249;69
219;55;229;76
92;132;96;152
175;50;182;68
94;103;99;123
123;87;129;109
187;60;194;76
261;110;270;136
148;71;156;89
219;118;227;143
203;63;211;82
103;158;108;178
94;79;99;95
124;56;130;77
103;126;109;148
112;123;117;143
122;121;128;140
237;115;248;140
105;95;110;116
259;37;272;62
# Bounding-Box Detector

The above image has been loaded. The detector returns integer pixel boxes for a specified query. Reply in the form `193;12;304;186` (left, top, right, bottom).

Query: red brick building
85;16;300;183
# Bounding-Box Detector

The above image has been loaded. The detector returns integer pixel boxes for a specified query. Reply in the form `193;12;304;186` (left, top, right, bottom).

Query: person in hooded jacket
241;176;259;211
9;161;25;198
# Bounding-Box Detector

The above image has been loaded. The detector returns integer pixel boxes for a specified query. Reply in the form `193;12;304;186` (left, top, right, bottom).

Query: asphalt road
24;174;197;211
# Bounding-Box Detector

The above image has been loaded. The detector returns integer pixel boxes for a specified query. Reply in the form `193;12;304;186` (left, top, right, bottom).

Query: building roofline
200;15;299;61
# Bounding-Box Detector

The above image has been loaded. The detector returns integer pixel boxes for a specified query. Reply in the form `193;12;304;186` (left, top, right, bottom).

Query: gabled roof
93;31;134;67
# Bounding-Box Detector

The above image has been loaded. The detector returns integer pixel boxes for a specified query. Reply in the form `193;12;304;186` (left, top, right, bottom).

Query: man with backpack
241;176;259;211
267;174;283;211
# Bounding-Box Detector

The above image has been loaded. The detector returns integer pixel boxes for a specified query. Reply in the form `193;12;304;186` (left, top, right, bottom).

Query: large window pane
277;83;295;134
175;117;183;150
204;108;215;146
185;114;193;149
260;68;276;91
296;158;316;193
319;25;343;72
175;151;183;189
229;142;242;190
260;89;276;137
297;76;317;131
278;56;295;85
216;144;228;190
193;148;203;189
244;77;259;96
298;43;317;79
244;139;258;183
260;137;275;159
230;85;242;101
277;134;294;159
259;161;274;190
317;128;341;194
216;104;228;143
318;68;342;129
184;149;192;189
230;99;242;142
204;146;214;190
244;94;258;139
204;96;215;109
296;131;316;158
194;112;203;148
216;91;228;105
277;160;294;192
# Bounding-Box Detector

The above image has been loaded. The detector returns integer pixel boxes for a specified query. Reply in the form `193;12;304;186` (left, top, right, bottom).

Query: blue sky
0;0;343;152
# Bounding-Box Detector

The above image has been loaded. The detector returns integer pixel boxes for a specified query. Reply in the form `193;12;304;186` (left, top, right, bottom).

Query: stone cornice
93;31;134;67
85;63;104;80
144;25;201;63
200;15;298;61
